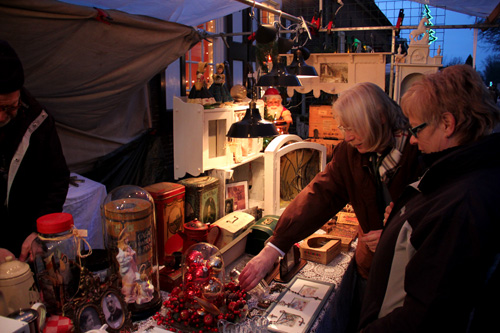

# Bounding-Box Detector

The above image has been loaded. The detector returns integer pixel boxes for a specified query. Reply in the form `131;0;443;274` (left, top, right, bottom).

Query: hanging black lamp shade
227;101;278;138
255;24;278;44
286;47;318;78
256;56;301;87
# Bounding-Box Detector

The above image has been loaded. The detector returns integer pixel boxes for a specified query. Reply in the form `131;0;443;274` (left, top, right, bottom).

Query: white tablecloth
63;173;107;250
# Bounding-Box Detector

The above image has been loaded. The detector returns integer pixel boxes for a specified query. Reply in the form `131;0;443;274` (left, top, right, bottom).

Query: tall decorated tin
143;182;185;261
178;176;219;224
102;185;161;319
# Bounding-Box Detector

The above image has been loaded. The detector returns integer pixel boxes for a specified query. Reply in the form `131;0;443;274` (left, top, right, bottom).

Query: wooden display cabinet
173;96;264;180
173;97;327;218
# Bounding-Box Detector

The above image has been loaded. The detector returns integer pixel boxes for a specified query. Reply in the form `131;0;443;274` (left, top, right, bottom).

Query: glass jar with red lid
32;212;80;315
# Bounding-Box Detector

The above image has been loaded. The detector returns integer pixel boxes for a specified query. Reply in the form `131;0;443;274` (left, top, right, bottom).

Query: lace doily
133;241;356;332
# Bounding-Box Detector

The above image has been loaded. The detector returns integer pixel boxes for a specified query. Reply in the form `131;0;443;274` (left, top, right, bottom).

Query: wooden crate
306;138;342;162
309;105;344;140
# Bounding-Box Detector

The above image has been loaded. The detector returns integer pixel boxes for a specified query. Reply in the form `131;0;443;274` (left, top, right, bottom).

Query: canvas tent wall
0;0;201;175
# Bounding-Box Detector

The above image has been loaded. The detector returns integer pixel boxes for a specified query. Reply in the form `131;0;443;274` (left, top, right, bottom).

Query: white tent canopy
61;0;268;26
60;0;499;24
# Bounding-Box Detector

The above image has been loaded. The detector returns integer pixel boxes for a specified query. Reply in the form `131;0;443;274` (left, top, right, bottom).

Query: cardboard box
299;234;341;265
211;211;255;250
309;105;344;139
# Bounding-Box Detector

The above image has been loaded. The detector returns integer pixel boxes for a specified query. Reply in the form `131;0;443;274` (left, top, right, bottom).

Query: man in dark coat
0;40;70;260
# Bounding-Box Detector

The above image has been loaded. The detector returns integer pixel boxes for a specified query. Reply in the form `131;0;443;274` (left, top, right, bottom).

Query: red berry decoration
180;309;189;321
228;301;237;312
204;313;214;326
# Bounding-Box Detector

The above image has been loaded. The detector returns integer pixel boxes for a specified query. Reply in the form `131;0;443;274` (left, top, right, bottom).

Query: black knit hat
0;40;24;94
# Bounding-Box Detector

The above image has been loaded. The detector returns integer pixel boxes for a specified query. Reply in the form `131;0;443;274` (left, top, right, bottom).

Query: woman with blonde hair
240;82;422;332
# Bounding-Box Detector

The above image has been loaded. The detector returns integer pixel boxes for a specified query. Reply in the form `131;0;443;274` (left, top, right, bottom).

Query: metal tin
245;215;279;255
144;182;185;259
178;176;219;224
103;198;153;266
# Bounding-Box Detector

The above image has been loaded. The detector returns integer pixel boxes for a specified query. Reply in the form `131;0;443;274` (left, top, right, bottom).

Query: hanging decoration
423;5;437;44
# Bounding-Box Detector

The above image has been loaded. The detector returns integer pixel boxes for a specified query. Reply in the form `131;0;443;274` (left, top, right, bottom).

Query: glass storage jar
32;212;80;315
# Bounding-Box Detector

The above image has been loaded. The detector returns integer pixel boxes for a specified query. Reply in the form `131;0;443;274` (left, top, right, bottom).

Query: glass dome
182;242;225;304
102;185;161;319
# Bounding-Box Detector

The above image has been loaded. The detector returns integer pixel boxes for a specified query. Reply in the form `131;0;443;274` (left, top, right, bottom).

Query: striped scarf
376;130;409;183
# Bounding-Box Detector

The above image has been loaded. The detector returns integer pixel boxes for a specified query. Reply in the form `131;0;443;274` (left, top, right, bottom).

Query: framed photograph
225;198;234;215
77;304;103;332
225;181;248;212
102;291;126;330
62;268;133;333
266;277;334;333
320;63;348;83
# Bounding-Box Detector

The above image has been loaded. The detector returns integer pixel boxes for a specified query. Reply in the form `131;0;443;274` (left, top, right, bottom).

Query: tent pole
473;18;478;69
389;28;396;99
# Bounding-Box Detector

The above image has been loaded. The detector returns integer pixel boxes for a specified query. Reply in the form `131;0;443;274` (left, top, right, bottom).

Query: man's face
0;90;21;127
106;297;117;313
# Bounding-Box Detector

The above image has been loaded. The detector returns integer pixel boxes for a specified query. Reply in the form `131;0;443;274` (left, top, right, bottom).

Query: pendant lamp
286;47;318;78
226;99;278;138
256;56;301;87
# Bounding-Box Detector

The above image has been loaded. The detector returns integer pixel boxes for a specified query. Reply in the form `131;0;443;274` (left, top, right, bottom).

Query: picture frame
224;198;234;215
225;181;248;212
63;268;133;333
266;277;334;333
101;290;127;330
77;304;103;332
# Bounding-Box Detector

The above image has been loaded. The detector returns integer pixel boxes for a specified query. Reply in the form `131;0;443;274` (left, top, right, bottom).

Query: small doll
209;63;233;103
188;62;216;105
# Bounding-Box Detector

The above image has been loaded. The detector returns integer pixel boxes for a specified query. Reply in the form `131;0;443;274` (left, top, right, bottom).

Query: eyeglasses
408;122;428;138
338;125;353;132
0;98;21;113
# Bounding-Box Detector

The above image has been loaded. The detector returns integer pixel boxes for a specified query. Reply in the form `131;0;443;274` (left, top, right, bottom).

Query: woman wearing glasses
359;65;500;332
240;82;422;332
0;40;69;262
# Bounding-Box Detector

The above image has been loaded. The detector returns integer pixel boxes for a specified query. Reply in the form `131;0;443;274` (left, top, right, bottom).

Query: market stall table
63;173;107;250
133;241;356;332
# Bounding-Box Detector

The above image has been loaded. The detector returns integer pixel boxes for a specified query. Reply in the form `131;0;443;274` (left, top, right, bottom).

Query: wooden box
327;222;358;251
144;182;185;258
211;211;255;250
299;234;341;265
336;211;359;226
178;176;219;224
306;138;342;162
309;105;344;140
218;228;251;266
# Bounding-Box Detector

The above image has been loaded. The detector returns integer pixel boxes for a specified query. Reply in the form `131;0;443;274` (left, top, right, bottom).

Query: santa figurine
263;87;293;134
